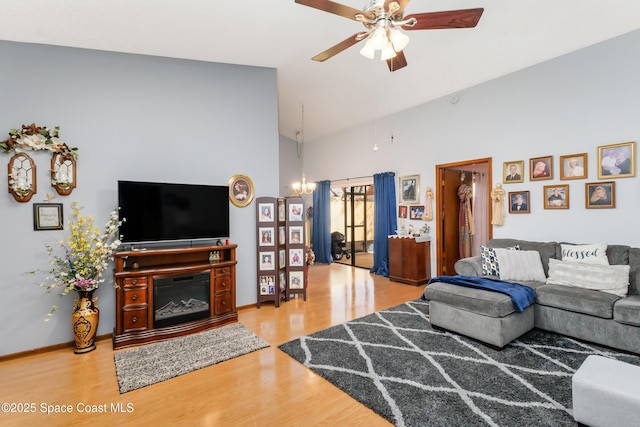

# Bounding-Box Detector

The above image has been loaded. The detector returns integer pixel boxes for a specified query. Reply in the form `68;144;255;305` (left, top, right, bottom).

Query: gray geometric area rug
278;300;640;427
114;323;269;393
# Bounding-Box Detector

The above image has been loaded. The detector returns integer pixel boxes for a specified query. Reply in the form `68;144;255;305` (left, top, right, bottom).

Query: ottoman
572;355;640;427
424;282;534;348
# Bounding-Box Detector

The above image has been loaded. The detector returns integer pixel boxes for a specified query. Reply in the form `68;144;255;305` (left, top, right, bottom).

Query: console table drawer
123;277;148;287
214;276;231;292
214;292;232;315
214;266;231;277
123;308;148;332
123;288;147;305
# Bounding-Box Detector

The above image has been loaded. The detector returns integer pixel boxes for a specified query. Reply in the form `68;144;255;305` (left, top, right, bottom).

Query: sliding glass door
330;185;374;269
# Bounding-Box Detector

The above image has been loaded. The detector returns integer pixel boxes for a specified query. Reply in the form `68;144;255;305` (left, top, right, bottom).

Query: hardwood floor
0;263;425;426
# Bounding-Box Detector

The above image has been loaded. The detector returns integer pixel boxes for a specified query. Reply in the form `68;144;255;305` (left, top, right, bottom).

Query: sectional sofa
423;238;640;354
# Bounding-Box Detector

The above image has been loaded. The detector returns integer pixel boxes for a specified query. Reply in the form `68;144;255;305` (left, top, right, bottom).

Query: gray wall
305;30;640;266
0;42;279;355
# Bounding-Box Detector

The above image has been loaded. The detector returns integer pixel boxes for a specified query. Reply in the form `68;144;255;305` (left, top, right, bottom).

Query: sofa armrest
454;256;483;276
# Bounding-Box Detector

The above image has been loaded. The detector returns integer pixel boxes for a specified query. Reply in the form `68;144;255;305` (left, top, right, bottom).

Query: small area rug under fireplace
114;323;269;393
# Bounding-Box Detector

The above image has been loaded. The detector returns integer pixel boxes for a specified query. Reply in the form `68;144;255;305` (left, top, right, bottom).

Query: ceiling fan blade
312;33;365;62
403;8;484;30
295;0;372;21
387;50;407;72
384;0;411;15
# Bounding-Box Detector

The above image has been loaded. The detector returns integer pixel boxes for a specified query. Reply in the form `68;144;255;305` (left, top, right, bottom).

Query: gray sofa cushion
489;239;558;276
614;295;640;326
628;248;640;295
536;284;620;319
423;282;516;318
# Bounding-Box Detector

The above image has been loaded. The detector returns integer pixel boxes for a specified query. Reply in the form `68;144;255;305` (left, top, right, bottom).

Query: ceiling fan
295;0;484;72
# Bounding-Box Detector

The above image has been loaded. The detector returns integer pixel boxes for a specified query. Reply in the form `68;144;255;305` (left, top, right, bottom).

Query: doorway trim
435;157;493;275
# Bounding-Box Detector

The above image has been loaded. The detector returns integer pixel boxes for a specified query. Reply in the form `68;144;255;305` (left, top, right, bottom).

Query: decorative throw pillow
561;243;609;265
493;248;546;282
480;245;519;276
546;259;629;297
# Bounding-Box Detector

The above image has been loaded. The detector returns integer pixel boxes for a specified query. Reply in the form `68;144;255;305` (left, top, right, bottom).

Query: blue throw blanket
425;275;536;313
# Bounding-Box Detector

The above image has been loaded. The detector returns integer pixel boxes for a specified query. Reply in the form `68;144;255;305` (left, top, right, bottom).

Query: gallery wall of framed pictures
255;196;307;308
501;141;634;212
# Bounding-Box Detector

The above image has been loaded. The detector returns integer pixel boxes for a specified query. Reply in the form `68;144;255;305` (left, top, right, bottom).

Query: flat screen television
118;180;229;244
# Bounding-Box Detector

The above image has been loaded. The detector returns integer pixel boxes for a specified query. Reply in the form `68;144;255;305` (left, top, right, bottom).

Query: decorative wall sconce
51;153;76;196
7;152;36;202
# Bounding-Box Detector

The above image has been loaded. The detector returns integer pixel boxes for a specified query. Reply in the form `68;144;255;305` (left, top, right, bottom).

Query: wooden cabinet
113;244;237;349
388;236;431;286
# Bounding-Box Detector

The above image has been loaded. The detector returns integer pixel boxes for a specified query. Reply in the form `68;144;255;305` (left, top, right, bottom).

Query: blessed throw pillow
546;259;629;297
480;245;520;276
493;248;546;282
561;243;609;265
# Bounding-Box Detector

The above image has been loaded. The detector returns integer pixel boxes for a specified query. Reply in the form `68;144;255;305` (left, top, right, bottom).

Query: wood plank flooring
0;263;425;427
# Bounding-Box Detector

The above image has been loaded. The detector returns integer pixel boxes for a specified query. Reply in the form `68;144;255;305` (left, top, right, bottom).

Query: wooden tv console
112;244;237;349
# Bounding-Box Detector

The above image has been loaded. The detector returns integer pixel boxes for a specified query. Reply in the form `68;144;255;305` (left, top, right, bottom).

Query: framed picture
508;191;530;214
289;203;303;222
229;174;254;207
278;226;286;245
289;248;304;267
586;181;616;209
258;202;274;222
289;271;304;289
279;249;286;268
560;153;587;180
259;251;275;271
409;205;424;219
278;199;286;221
33;203;64;230
258;227;274;246
259;276;275;295
503;161;524;183
289;226;303;244
398;205;408;219
399;174;419;204
597;141;635;179
530;156;553;181
544;184;569;209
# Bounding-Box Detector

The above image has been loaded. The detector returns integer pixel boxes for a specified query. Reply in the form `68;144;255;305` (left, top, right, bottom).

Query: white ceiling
2;1;640;142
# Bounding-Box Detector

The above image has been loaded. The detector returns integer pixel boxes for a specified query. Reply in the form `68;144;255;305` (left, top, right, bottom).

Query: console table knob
132;294;138;301
132;279;138;285
132;316;138;323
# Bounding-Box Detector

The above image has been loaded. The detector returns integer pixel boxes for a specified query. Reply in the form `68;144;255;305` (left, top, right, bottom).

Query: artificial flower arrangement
39;202;124;320
1;123;78;157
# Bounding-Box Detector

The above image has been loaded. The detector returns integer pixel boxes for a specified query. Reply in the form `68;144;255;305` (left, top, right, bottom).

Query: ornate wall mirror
51;153;77;196
8;152;36;202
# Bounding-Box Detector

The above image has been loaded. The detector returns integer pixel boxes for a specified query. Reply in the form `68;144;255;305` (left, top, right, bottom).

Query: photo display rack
255;196;307;307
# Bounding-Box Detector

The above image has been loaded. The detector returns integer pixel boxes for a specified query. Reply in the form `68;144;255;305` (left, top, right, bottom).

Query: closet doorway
330;184;375;269
436;158;492;276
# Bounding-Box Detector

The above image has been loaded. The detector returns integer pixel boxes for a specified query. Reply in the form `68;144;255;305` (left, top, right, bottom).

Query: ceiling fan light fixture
389;28;409;52
371;26;388;50
380;42;397;60
359;38;376;59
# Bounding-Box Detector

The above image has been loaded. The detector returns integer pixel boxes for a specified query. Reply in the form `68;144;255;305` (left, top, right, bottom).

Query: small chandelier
357;1;414;61
292;173;316;196
291;105;316;196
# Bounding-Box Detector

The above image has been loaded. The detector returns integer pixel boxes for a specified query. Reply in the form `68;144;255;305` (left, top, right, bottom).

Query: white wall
305;30;640;269
0;42;279;355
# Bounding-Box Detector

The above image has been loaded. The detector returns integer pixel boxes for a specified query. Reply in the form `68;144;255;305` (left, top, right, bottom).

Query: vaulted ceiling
2;1;640;142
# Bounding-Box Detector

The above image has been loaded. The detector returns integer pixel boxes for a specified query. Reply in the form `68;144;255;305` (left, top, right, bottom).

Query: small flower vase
71;289;99;354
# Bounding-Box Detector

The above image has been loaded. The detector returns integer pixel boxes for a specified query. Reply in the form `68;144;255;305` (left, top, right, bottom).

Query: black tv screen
118;180;229;244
